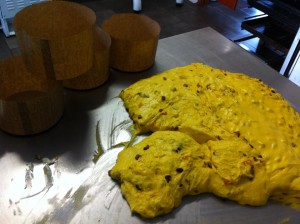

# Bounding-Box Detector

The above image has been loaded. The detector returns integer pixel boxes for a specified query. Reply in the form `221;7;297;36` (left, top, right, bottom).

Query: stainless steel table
1;27;300;224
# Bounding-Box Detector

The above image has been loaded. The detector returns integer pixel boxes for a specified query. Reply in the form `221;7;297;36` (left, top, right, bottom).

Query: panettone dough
109;131;268;218
109;63;300;218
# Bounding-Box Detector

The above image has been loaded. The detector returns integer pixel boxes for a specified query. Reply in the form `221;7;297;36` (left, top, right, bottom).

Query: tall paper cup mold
102;13;160;72
13;1;96;80
0;57;64;135
63;27;111;90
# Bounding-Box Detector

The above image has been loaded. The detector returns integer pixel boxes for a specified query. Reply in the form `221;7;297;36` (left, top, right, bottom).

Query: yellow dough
109;131;268;218
109;63;300;218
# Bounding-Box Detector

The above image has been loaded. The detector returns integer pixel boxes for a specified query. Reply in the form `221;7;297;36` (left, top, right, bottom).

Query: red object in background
197;0;238;10
198;0;209;6
218;0;238;10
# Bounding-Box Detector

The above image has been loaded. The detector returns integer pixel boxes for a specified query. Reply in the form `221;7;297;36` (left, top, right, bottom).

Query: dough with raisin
110;63;300;218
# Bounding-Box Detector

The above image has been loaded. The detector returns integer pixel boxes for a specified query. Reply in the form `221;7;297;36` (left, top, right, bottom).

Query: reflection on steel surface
3;98;134;223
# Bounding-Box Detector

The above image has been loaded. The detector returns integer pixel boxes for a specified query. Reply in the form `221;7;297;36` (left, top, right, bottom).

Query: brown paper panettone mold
0;57;64;136
102;13;160;72
63;27;111;90
13;1;96;80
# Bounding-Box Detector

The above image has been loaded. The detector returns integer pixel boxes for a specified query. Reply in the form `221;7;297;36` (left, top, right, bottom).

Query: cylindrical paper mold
13;1;96;80
63;27;111;90
0;57;64;135
102;13;160;72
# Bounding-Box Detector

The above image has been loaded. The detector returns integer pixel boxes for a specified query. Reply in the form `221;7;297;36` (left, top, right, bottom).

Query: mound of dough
110;63;300;218
109;131;267;218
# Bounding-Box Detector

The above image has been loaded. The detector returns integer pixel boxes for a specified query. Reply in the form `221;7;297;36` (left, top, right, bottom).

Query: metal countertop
1;27;300;224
